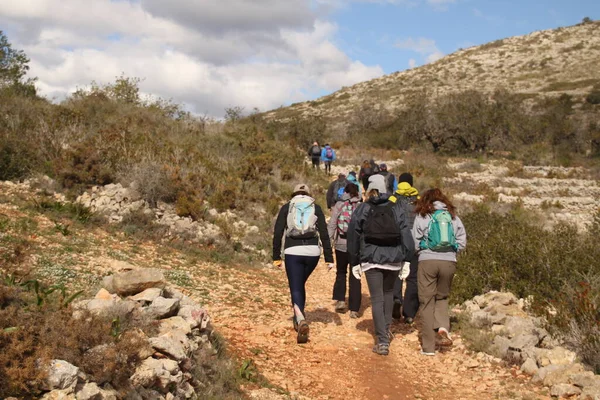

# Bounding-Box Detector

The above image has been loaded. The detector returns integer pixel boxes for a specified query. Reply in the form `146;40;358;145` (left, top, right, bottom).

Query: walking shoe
334;301;348;313
392;302;402;320
297;320;310;344
437;328;453;347
372;343;390;356
349;311;359;319
420;350;435;356
404;317;414;325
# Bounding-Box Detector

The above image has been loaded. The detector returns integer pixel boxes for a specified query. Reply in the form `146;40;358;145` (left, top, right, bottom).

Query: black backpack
363;202;402;246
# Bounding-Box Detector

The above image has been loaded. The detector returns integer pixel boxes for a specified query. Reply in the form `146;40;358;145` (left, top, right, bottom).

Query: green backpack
420;210;458;252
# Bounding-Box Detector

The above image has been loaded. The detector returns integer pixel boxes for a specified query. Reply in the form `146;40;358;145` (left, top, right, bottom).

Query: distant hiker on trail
412;188;467;356
347;178;415;356
328;181;362;318
308;142;322;169
346;171;362;194
378;163;397;195
321;144;336;175
272;183;334;344
389;173;419;324
358;160;372;191
326;173;349;210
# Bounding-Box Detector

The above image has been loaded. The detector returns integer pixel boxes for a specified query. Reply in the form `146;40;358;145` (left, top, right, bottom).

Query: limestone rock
504;316;536;338
508;333;539;352
491;335;511;359
534;346;577;366
520;358;539;375
111;269;165;296
42;389;77;400
533;364;585;386
149;331;190;361
46;359;79;390
130;358;183;393
130;288;163;303
147;297;179;319
550;383;581;398
580;386;600;400
570;372;600;389
94;288;115;300
177;304;209;329
158;316;192;335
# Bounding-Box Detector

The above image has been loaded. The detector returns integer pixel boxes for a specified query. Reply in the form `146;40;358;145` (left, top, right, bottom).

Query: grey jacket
412;201;467;262
347;194;415;267
328;193;362;253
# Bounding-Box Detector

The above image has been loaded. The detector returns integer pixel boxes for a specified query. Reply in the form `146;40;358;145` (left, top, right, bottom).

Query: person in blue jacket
321;144;336;175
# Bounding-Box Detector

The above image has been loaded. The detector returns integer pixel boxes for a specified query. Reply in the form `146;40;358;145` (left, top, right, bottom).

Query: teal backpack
420;210;458;252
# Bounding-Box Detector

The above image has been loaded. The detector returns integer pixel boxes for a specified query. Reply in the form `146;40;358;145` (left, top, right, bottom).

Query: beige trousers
417;259;456;353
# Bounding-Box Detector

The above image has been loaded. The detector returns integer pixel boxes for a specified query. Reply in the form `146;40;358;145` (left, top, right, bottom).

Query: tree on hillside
0;30;36;96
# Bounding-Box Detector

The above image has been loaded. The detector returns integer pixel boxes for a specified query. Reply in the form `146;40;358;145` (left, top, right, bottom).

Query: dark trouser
332;250;361;312
365;268;397;345
324;160;332;174
311;157;320;169
284;254;320;317
393;257;419;318
417;260;456;353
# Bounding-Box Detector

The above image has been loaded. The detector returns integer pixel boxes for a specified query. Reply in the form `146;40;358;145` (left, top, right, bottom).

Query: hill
264;20;600;125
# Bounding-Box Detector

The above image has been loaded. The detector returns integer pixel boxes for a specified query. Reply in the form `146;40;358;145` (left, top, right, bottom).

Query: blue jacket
321;146;336;162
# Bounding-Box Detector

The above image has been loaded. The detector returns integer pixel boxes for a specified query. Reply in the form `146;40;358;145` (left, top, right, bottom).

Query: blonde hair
366;189;379;198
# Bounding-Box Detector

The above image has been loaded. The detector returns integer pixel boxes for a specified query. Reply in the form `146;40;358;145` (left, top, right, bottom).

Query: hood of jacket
395;182;419;198
367;193;390;205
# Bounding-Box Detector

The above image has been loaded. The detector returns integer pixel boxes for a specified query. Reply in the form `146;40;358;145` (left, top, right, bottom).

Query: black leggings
284;254;320;317
332;250;361;312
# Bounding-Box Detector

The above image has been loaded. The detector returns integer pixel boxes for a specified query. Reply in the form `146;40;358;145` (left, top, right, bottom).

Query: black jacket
272;200;333;263
347;194;415;267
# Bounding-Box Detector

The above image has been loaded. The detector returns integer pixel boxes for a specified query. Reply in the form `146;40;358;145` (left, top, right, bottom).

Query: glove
273;260;283;268
327;263;335;271
351;265;362;280
399;262;410;280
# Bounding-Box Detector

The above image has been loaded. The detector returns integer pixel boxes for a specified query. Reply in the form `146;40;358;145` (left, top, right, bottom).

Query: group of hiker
308;141;336;175
272;159;467;356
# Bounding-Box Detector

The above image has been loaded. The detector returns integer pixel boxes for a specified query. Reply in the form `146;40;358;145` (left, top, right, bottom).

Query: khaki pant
417;260;456;353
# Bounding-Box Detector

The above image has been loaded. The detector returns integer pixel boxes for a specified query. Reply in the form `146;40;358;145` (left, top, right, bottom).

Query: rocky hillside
265;20;600;123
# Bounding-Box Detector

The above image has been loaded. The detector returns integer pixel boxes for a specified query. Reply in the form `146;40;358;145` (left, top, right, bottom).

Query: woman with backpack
328;182;362;318
272;183;334;344
412;188;467;356
347;179;415;356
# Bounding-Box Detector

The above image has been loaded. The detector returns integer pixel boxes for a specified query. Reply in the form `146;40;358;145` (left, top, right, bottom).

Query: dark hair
414;188;456;218
344;182;359;197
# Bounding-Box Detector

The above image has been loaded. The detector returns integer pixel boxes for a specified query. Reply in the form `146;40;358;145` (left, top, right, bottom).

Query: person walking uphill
326;173;348;210
412;188;467;356
347;179;414;356
308;142;322;170
321;144;336;175
272;183;334;344
389;173;419;324
328;181;362;318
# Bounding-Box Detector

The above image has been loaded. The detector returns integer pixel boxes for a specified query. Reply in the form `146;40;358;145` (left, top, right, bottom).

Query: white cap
366;174;386;194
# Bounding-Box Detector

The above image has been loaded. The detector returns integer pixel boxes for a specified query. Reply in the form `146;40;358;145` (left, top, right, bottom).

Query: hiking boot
404;317;414;325
392;301;402;320
334;301;347;313
437;328;453;347
372;343;390;356
349;311;359;319
297;320;310;344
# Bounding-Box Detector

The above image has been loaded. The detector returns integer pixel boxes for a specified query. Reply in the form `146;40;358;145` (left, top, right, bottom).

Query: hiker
321;144;336;175
308;141;321;169
378;163;397;195
389;173;419;324
358;160;373;191
328;181;362;318
347;171;362;194
326;173;348;210
412;188;467;356
272;183;334;344
347;178;415;356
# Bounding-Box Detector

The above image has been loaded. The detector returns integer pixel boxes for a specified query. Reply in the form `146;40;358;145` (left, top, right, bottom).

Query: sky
1;0;599;117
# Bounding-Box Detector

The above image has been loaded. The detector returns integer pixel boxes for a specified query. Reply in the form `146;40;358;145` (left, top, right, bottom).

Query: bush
586;90;600;105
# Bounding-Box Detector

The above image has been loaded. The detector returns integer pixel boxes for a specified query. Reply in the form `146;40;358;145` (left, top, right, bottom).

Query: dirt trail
183;260;550;400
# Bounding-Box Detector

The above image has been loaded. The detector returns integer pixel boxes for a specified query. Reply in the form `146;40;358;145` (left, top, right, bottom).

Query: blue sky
329;0;600;73
1;0;598;115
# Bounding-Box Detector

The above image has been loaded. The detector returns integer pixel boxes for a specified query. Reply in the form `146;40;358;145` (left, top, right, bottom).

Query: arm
347;203;367;266
412;215;428;252
326;182;334;209
393;176;398;192
315;205;334;263
320;148;326;161
272;203;289;261
328;202;341;245
453;216;467;252
396;206;415;261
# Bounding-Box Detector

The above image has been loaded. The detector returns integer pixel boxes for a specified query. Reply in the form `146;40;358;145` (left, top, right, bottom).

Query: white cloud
408;58;417;68
0;0;384;116
395;37;444;65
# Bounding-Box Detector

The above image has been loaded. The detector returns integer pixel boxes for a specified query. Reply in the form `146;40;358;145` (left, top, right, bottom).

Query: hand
351;265;362;280
273;260;283;268
399;262;410;280
327;263;335;271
